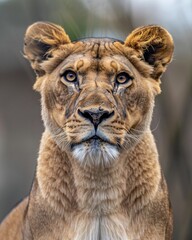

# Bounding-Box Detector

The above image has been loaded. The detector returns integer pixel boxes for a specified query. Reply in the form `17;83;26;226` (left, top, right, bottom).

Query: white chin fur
72;143;119;167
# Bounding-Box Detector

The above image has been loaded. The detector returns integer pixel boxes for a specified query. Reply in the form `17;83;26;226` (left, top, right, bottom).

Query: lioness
0;22;174;240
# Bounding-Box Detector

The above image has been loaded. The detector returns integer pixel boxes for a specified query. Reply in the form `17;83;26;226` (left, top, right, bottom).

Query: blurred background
0;0;191;239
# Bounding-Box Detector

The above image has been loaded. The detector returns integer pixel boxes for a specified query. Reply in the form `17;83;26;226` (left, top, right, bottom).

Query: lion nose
78;108;114;129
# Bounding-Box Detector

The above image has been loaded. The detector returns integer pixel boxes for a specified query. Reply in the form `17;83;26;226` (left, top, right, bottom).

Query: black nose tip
78;109;114;128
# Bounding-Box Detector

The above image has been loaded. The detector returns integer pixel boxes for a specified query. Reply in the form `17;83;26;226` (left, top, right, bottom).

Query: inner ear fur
24;22;71;76
125;25;174;79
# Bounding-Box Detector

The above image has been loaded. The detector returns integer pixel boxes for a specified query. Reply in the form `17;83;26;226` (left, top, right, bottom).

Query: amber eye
116;72;133;84
62;70;77;82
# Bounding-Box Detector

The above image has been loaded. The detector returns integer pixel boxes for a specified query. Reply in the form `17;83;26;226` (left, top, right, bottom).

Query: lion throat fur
71;215;129;240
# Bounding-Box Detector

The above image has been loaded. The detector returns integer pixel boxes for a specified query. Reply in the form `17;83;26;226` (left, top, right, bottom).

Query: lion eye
116;72;133;84
62;70;77;82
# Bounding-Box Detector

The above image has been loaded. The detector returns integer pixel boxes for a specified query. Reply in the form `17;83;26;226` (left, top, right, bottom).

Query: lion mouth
71;134;114;150
90;135;100;140
71;133;120;165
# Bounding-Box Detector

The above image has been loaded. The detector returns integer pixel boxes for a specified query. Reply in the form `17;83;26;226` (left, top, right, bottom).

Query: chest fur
68;213;129;240
66;163;130;240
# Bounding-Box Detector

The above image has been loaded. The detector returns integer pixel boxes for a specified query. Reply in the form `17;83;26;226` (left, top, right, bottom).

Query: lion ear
24;22;71;76
125;25;174;79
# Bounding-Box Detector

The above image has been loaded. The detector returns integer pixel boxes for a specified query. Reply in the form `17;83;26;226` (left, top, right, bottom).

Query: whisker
129;128;145;134
151;119;160;133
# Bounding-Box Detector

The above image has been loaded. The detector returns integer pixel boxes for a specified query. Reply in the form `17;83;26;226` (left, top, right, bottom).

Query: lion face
40;39;154;166
24;22;174;166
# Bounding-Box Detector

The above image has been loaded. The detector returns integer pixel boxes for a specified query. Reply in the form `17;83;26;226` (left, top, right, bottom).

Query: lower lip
87;138;101;144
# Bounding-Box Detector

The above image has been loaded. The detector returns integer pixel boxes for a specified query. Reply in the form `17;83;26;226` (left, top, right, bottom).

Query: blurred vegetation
0;0;192;239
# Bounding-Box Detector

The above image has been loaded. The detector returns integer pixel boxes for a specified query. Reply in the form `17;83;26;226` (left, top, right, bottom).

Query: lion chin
72;139;119;167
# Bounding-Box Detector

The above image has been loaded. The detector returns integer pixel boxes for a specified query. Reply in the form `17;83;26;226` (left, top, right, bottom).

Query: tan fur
0;22;174;240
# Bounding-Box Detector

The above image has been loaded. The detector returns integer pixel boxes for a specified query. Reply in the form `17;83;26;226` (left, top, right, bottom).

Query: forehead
60;38;135;73
44;37;151;78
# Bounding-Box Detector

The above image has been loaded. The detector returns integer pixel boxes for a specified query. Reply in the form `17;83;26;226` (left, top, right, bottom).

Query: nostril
100;110;114;123
77;109;93;123
78;109;114;128
77;109;83;118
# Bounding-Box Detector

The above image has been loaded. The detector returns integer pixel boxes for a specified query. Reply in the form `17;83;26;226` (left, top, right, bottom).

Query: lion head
24;22;174;167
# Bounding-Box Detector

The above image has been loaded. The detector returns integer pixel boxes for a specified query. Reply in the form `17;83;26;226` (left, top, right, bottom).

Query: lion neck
70;155;128;216
36;130;160;219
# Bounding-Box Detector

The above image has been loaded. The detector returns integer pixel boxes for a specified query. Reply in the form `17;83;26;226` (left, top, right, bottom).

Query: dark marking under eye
122;109;127;118
65;108;70;118
65;93;80;118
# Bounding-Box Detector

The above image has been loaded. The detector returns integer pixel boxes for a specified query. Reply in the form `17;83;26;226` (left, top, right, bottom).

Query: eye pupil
119;76;126;81
62;70;77;82
68;73;74;78
116;72;133;84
